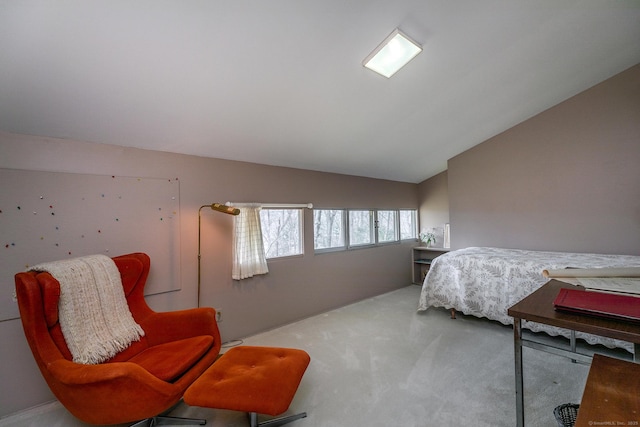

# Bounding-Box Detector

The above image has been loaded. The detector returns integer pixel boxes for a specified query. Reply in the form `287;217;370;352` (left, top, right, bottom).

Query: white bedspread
417;247;640;352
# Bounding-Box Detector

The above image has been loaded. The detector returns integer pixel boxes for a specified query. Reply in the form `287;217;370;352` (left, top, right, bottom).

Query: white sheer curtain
232;205;269;280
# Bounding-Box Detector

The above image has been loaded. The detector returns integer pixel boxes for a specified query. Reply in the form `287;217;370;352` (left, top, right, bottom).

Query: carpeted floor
2;285;626;427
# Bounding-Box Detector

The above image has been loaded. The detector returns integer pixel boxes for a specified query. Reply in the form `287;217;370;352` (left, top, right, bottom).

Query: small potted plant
420;229;437;247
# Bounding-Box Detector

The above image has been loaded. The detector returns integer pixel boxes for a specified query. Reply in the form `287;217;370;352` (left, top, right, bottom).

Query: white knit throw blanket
31;254;145;364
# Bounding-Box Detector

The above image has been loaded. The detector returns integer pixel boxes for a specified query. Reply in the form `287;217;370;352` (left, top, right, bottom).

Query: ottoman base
184;346;310;427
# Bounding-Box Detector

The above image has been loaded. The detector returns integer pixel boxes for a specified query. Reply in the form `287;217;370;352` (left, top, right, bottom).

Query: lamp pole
197;203;240;307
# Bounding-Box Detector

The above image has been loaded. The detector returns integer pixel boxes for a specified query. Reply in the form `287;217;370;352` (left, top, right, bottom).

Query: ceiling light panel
363;29;422;78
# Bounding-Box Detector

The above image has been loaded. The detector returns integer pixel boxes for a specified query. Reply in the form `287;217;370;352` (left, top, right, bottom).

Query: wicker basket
553;403;580;427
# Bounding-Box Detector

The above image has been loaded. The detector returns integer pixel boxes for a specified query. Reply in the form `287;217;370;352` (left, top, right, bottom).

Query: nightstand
412;246;449;285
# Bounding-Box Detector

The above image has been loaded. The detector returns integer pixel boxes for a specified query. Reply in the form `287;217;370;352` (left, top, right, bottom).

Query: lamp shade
207;203;240;215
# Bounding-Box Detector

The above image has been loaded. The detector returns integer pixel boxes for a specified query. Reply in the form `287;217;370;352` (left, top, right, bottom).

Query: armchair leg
151;415;206;426
130;415;206;427
249;411;307;427
130;419;151;427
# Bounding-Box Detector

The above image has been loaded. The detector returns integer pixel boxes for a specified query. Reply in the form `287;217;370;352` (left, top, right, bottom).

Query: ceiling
1;1;639;183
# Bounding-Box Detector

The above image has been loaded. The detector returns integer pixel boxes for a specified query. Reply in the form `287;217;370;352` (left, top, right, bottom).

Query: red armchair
14;252;221;426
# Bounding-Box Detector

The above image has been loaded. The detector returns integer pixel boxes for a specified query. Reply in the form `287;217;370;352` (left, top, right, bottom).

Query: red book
553;288;640;323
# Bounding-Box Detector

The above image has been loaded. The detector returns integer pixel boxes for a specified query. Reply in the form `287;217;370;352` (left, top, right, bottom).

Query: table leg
514;317;524;427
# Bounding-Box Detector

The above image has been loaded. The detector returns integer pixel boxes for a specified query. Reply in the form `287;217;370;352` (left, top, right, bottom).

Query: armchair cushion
127;335;214;382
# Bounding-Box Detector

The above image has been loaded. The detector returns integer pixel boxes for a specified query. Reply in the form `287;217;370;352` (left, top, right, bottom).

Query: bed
417;247;640;352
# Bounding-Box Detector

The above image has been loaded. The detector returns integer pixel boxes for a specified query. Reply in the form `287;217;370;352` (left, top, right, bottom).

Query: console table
507;280;640;427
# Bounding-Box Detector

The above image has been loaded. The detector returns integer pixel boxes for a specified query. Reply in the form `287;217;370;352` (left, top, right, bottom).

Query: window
314;209;345;251
259;209;303;259
313;208;418;253
376;210;398;243
348;210;374;247
399;209;418;240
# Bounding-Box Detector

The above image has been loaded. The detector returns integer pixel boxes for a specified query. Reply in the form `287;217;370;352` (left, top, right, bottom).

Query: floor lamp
198;203;240;307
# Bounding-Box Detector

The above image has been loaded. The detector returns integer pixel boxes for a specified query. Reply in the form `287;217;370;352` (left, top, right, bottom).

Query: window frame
313;208;419;253
347;209;376;249
399;209;418;241
259;207;304;260
313;208;347;253
375;209;399;244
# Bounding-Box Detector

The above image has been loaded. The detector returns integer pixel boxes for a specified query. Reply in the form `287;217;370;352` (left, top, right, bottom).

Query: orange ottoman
184;346;310;427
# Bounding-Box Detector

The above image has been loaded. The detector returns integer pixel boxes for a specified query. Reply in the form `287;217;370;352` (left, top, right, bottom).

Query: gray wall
0;132;418;416
418;170;449;241
421;64;640;255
